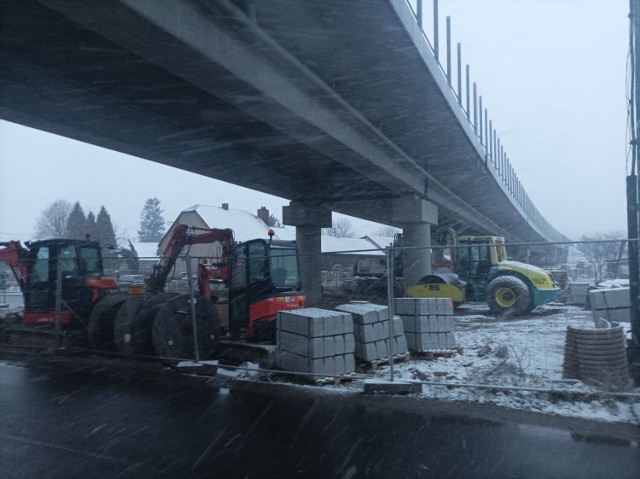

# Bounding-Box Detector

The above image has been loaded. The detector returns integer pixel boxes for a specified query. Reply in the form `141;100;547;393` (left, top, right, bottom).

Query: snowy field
367;304;640;425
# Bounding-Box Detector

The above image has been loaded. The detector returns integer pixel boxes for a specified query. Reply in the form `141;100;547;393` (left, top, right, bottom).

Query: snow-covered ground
369;304;640;425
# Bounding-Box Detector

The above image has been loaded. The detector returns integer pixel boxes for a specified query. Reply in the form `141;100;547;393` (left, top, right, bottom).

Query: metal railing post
493;129;497;167
416;0;422;28
55;254;62;348
489;122;493;161
433;0;439;61
484;108;488;147
386;246;395;382
465;65;470;117
478;95;483;142
473;82;478;132
456;43;462;105
446;16;451;85
185;253;200;362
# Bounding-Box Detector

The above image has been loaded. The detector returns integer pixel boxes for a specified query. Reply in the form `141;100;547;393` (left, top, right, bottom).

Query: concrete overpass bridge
0;0;569;301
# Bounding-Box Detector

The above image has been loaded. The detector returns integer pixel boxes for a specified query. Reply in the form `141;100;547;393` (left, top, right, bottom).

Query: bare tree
35;200;72;239
376;225;400;237
577;231;625;281
324;218;355;238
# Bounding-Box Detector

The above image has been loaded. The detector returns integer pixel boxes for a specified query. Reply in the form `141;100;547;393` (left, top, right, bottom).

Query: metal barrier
403;0;569;244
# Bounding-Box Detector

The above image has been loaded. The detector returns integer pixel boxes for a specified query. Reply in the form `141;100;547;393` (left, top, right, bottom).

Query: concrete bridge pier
394;196;439;289
283;201;332;306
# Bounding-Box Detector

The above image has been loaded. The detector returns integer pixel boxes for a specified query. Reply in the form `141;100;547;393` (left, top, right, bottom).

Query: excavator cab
228;239;304;340
22;239;116;326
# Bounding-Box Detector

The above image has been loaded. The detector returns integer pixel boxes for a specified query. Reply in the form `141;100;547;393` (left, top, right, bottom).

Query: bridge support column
393;196;438;290
283;201;332;306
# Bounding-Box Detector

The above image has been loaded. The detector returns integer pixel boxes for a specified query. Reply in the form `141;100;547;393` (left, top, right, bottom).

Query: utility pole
628;0;640;384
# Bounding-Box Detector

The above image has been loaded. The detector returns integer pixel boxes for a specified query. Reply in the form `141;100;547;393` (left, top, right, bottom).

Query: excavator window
32;246;50;282
269;247;299;287
59;245;79;278
230;247;247;288
78;244;102;276
248;241;268;283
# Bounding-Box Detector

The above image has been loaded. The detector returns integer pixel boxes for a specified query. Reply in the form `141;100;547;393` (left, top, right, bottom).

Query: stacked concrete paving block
395;297;456;351
276;308;356;376
589;287;630;324
334;303;408;361
391;315;409;356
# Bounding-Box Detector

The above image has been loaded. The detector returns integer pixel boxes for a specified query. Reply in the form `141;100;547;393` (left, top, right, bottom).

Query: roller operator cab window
456;244;491;278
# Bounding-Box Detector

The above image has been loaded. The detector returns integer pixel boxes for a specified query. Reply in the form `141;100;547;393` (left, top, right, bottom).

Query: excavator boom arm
0;241;28;292
147;224;235;293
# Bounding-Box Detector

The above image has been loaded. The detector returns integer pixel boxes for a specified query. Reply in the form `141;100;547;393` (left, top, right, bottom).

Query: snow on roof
321;236;383;255
184;204;292;242
130;242;160;259
169;205;382;254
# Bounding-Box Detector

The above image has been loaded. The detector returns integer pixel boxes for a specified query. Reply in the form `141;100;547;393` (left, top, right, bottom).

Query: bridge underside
0;0;558;245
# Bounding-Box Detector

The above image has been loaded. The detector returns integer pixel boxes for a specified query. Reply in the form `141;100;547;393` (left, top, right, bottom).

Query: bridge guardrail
403;0;569;244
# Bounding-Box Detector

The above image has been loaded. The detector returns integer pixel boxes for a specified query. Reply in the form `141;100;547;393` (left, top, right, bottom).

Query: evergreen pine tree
65;202;87;239
267;214;281;227
86;211;96;237
95;206;117;247
138;198;165;242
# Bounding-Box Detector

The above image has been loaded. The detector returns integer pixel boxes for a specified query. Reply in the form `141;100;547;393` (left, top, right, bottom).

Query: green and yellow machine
407;236;560;316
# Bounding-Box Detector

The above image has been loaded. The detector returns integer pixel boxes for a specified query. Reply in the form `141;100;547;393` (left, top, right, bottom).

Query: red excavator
0;238;118;345
0;225;305;363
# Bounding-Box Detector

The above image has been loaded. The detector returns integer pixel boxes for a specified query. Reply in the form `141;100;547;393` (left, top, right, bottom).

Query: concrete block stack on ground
395;298;456;351
334;303;403;361
589;287;630;324
566;282;590;306
391;315;409;355
276;308;356;377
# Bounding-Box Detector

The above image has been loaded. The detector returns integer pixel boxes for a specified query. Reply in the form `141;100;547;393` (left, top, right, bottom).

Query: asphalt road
0;359;638;479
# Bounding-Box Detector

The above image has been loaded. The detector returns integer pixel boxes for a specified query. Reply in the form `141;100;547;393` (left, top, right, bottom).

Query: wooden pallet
269;371;358;387
410;347;462;360
359;352;411;372
313;372;359;386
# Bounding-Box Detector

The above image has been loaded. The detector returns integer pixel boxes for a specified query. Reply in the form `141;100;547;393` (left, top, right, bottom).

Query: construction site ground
1;295;640;427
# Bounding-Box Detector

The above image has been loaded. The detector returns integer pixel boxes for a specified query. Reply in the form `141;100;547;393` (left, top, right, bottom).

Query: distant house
156;202;395;290
320;236;384;270
158;203;294;277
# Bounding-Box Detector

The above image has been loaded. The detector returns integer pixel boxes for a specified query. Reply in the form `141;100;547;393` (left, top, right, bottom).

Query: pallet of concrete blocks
334;303;408;361
589;287;630;324
276;308;356;377
394;297;456;351
391;315;409;356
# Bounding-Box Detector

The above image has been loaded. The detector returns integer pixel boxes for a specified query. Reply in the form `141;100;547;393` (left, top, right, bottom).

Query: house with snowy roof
155;202;394;288
157;203;294;277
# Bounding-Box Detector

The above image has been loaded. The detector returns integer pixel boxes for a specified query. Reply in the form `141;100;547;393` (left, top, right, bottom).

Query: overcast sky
0;0;630;243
